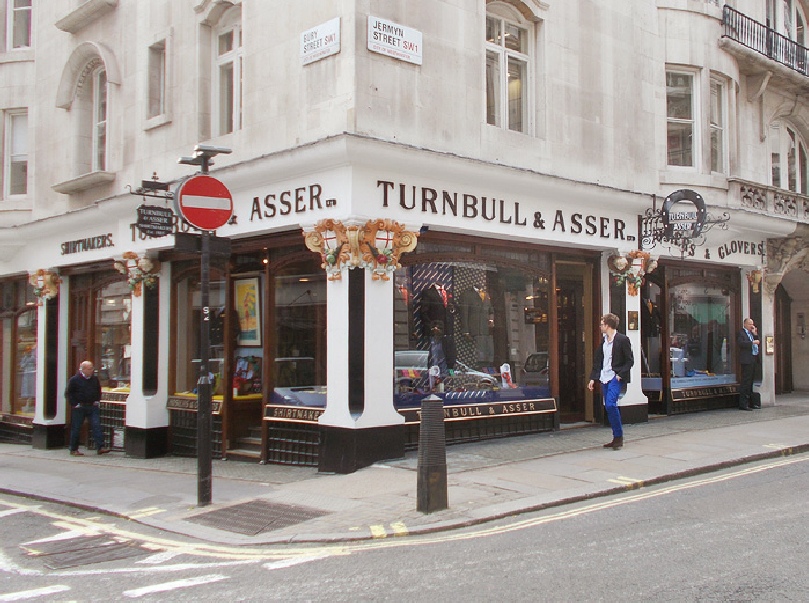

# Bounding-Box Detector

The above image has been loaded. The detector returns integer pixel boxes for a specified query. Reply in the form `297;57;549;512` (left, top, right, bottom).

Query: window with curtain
4;109;27;196
214;5;243;136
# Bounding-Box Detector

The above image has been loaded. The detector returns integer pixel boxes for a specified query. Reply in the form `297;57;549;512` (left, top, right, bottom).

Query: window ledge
0;48;34;63
55;0;118;34
144;114;172;131
52;171;115;194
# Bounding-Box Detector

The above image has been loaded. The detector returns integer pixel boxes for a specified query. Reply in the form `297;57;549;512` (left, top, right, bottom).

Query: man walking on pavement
737;317;761;411
588;313;634;450
67;361;110;456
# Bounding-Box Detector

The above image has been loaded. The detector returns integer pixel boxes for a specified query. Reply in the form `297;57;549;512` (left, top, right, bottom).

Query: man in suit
588;313;634;450
737;317;761;410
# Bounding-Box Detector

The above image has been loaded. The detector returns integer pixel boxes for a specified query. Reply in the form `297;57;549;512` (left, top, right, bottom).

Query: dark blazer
590;331;634;384
737;328;758;365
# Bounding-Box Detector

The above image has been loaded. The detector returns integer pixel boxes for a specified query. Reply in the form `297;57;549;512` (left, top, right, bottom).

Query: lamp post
178;145;232;507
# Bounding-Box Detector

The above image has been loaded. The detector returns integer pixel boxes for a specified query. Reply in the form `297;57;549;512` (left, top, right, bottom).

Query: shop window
393;260;552;409
13;307;36;414
173;272;226;394
95;281;131;390
268;263;327;406
486;3;533;133
668;282;735;387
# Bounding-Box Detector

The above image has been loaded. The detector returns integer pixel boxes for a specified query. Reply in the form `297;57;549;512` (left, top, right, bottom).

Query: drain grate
187;499;329;535
22;535;153;569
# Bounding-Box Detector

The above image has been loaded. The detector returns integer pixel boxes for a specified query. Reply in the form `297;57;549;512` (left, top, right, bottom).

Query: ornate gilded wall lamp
746;268;763;293
28;269;61;303
303;218;418;281
607;250;658;296
114;251;161;297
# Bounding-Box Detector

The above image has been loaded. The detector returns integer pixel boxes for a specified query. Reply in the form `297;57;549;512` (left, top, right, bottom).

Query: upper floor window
214;6;242;136
6;0;31;50
709;77;726;173
3;109;27;196
666;71;696;167
485;4;532;133
770;122;808;194
147;40;166;119
92;68;108;172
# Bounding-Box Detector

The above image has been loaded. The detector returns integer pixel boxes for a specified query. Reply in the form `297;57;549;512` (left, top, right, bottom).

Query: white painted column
620;270;648;407
319;272;355;427
125;262;171;429
758;281;775;406
356;270;404;427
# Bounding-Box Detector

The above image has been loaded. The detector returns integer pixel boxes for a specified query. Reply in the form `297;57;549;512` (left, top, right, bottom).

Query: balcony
728;178;809;222
721;5;809;93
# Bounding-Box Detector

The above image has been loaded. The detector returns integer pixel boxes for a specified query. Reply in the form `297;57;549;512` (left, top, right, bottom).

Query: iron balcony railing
723;5;809;77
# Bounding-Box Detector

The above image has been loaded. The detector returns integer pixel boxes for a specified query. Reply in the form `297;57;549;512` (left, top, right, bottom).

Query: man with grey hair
66;361;110;456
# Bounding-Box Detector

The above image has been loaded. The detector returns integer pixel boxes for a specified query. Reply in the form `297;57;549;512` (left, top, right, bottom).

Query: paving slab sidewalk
1;393;808;545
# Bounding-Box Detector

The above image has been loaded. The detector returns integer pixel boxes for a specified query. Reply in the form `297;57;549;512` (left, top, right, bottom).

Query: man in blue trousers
66;361;110;456
588;313;634;450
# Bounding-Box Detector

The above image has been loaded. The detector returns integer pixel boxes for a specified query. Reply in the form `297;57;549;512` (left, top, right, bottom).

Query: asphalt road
1;453;807;601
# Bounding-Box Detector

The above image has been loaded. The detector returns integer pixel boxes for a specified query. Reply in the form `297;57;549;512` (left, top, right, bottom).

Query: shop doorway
555;262;592;423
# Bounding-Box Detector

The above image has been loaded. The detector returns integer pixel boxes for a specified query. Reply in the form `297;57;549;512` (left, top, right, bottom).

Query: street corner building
0;0;807;472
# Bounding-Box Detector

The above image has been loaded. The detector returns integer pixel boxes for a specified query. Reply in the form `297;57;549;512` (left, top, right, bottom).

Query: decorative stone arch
55;42;121;110
764;225;809;295
486;0;548;22
194;0;239;25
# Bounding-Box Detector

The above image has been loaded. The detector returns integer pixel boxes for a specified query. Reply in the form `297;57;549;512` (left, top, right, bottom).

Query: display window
13;307;37;415
393;254;552;409
95;280;132;389
172;266;227;395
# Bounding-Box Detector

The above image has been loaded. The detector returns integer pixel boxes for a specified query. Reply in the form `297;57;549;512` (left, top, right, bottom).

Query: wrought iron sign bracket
126;172;174;203
641;190;729;258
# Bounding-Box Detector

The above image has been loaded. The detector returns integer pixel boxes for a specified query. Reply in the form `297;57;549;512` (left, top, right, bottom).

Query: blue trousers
603;377;624;438
69;404;105;451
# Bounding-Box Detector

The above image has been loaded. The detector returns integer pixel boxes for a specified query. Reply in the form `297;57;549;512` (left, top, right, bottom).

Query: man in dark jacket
66;361;109;456
588;313;634;450
737;318;760;410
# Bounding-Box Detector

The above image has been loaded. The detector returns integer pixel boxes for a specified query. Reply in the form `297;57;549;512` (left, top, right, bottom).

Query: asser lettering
251;183;335;221
61;233;114;255
378;180;629;241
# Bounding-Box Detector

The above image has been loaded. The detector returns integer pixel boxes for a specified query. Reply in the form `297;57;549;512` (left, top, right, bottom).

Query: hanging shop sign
301;17;341;65
136;205;175;238
641;189;729;257
367;16;422;65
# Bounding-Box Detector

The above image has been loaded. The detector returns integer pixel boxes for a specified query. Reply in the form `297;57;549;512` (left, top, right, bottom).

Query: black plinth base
319;424;406;474
620;403;649;424
32;423;66;449
125;426;168;458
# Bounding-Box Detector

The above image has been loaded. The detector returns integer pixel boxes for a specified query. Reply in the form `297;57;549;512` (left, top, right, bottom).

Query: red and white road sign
176;175;233;231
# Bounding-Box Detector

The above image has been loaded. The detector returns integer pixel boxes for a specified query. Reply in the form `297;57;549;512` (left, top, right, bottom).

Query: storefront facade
1;2;808;471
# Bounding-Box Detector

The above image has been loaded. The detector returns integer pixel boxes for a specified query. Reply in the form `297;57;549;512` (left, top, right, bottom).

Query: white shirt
599;335;616;384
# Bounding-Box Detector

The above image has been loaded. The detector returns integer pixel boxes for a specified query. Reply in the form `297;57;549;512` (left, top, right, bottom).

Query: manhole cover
22;535;153;569
187;499;329;535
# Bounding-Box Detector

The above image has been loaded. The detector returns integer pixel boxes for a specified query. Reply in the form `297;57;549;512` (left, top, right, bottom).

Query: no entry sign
176;175;233;231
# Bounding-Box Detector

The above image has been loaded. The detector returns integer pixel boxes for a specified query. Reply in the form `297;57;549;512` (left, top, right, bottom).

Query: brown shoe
611;437;624;450
96;448;111;455
70;450;84;456
603;440;615;448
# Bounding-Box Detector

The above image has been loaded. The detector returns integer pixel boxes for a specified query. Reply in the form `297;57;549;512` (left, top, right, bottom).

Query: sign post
177;146;232;507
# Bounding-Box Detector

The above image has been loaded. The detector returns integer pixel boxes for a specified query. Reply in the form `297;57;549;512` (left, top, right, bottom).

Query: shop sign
249;183;336;221
670;384;738;401
264;405;325;423
377;180;635;242
61;233;114;255
301;17;340;65
167;395;222;414
398;398;557;423
707;239;766;261
367;16;422;65
641;189;729;257
136;205;175;238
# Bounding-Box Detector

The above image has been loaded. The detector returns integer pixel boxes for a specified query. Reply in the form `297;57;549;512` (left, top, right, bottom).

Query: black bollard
417;394;448;513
